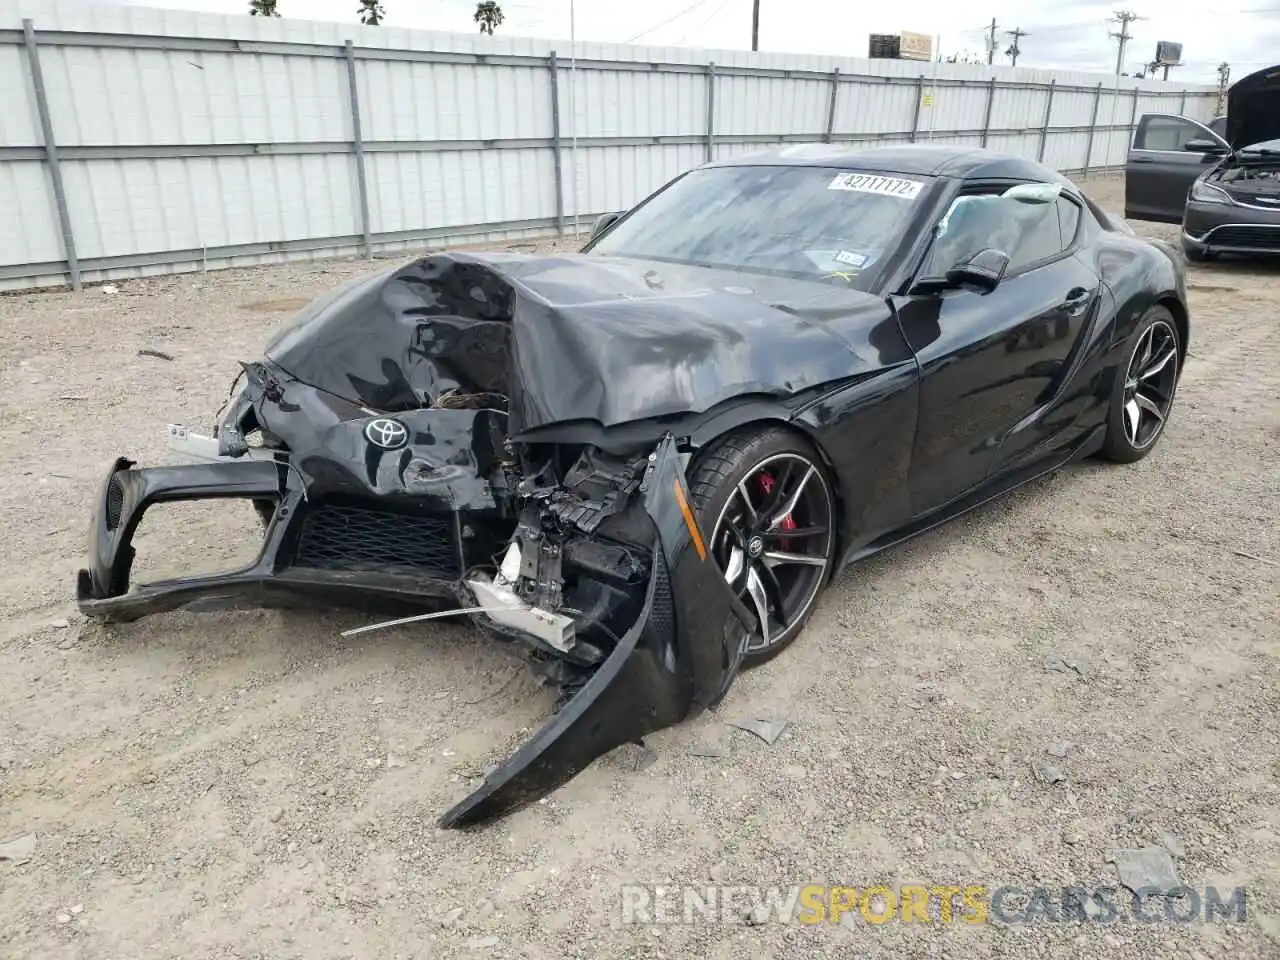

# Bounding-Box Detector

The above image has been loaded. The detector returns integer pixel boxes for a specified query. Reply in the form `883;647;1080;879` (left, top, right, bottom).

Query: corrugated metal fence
0;1;1219;291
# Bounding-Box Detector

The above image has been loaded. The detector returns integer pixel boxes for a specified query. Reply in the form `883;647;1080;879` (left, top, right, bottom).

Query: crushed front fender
437;435;753;828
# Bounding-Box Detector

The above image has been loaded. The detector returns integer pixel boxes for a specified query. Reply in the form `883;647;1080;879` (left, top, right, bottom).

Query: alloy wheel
709;452;834;655
1122;319;1179;451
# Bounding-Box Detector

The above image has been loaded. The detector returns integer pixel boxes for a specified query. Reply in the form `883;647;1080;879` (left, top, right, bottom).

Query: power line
625;0;715;43
1109;9;1143;77
672;0;736;44
1004;26;1028;66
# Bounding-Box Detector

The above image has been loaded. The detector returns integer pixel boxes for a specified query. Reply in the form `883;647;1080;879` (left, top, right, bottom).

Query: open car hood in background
1228;63;1280;149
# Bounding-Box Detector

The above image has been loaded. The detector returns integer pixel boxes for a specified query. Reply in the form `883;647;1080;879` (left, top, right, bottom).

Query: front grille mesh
1210;226;1280;249
292;503;458;577
105;475;124;531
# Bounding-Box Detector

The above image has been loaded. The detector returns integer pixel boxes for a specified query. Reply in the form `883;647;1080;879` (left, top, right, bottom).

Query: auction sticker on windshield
828;173;923;200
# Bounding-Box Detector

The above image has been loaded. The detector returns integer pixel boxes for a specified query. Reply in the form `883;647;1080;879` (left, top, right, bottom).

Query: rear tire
1099;306;1181;464
686;427;836;664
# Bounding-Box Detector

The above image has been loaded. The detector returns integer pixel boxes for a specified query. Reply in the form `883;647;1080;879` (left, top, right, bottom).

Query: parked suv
1125;65;1280;261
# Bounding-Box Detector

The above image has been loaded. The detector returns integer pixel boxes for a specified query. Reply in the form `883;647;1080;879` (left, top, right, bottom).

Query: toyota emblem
364;418;408;450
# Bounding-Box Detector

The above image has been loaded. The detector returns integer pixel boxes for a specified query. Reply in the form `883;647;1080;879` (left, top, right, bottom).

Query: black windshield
588;165;930;291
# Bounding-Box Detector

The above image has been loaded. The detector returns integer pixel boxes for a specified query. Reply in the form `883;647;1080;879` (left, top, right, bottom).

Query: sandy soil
1;174;1278;960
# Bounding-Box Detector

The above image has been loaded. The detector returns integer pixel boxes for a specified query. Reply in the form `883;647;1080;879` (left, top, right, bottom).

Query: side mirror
1185;138;1227;154
944;248;1010;293
588;212;623;242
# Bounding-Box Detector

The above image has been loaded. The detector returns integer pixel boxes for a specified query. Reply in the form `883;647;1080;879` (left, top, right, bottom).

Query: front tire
1099;306;1181;464
686;427;836;664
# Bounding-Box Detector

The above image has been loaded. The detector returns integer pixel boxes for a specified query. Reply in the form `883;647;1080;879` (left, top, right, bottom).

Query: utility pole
1216;61;1231;114
1004;26;1027;66
1109;10;1143;77
986;17;998;65
751;0;760;51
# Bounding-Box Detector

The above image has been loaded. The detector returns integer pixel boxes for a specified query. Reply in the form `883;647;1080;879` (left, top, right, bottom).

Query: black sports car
1124;62;1280;259
77;143;1189;828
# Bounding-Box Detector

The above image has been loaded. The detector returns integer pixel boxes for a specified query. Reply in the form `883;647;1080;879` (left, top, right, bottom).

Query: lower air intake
293;504;459;577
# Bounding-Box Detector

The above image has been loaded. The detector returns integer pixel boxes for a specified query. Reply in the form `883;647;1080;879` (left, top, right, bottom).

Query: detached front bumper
76;455;460;622
76;437;754;829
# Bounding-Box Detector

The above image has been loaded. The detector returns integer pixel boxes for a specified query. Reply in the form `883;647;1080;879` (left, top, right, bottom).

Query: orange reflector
672;478;708;561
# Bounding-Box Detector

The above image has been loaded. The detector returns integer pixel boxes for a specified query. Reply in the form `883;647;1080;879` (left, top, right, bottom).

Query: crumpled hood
1228;63;1280;149
264;251;900;432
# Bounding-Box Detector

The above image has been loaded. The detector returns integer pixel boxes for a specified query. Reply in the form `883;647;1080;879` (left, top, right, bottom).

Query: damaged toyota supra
77;144;1190;828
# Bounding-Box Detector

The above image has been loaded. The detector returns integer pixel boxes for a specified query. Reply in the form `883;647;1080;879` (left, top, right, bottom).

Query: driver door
1125;114;1230;222
893;183;1101;517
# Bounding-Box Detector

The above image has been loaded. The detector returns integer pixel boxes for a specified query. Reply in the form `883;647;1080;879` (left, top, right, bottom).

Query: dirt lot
1;173;1277;959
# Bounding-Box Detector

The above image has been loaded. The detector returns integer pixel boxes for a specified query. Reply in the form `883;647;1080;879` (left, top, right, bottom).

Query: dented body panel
263;253;901;433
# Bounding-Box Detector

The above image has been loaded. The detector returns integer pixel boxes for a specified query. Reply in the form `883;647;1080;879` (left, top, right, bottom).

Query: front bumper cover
76;456;460;622
1182;200;1280;256
77;438;754;828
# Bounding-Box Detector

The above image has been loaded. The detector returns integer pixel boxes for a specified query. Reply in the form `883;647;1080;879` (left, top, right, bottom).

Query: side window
1055;196;1081;249
1005;200;1068;272
922;186;1077;278
1208;116;1228;140
921;190;1005;277
1135;116;1205;151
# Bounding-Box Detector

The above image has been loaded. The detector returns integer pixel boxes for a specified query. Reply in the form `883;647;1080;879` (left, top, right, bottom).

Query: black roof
708;143;1071;184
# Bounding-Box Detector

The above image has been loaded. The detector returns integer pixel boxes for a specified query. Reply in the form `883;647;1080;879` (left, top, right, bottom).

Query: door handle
1131;157;1155;163
1063;287;1091;315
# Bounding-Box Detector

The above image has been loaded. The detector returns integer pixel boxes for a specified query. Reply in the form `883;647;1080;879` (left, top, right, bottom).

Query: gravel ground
1;173;1278;960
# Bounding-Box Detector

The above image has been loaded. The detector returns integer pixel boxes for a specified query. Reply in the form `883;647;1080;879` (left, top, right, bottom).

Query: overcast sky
114;0;1279;82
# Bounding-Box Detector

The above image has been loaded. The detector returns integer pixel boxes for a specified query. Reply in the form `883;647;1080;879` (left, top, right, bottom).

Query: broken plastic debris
727;718;789;745
1034;762;1067;785
688;741;729;759
1156;828;1186;858
0;833;37;861
1109;847;1180;893
1044;652;1091;675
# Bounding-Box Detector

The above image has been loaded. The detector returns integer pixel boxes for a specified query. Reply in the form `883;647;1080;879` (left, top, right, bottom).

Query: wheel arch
686;415;849;567
1156;294;1190;367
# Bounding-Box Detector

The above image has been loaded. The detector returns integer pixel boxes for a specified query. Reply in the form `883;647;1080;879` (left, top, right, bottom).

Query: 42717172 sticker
828;173;924;200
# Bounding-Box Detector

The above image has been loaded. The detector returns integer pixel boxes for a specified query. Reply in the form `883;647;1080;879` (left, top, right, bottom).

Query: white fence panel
0;0;1220;290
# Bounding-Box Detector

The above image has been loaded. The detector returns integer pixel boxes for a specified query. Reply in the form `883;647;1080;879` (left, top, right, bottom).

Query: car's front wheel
687;427;836;663
1099;306;1181;463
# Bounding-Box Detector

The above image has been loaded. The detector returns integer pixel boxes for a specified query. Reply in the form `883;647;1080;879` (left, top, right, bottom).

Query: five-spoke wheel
688;431;835;661
1101;305;1182;464
1122;318;1179;451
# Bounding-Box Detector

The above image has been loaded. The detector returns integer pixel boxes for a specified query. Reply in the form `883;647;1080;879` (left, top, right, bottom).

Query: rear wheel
686;427;836;664
1099;306;1181;464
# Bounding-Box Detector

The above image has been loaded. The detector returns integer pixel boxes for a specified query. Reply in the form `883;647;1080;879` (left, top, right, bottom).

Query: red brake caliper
757;472;795;550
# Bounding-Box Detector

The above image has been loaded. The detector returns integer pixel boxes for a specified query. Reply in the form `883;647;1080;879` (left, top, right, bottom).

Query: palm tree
248;0;279;15
357;0;385;25
474;1;504;35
